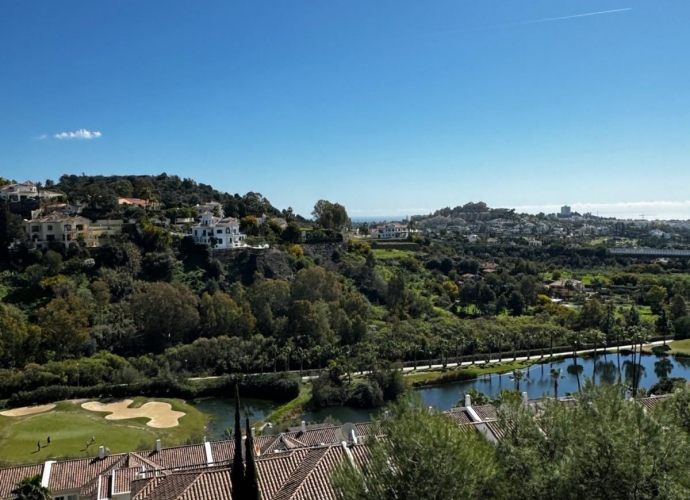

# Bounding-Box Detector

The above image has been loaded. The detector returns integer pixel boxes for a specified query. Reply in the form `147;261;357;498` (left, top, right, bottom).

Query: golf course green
0;398;208;467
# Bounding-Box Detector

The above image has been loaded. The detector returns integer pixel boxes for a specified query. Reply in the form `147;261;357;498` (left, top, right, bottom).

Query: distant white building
528;239;542;247
25;214;122;248
371;223;409;240
192;212;246;249
1;181;39;202
560;205;572;218
467;234;479;243
196;201;224;218
649;229;671;239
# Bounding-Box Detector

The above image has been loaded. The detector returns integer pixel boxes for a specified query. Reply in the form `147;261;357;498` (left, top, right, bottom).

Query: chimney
98;446;105;459
251;427;256;438
464;394;472;407
521;392;529;407
301;421;306;433
155;439;162;452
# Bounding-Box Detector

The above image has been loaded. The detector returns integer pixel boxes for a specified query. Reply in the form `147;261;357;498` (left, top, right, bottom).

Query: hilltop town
3;174;690;499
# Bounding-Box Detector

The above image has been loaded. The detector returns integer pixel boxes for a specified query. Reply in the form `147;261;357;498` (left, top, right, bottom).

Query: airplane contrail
512;8;632;27
410;7;632;40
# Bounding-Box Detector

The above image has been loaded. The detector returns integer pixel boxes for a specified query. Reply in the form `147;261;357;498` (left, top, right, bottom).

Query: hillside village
4;175;690;500
4;177;690;255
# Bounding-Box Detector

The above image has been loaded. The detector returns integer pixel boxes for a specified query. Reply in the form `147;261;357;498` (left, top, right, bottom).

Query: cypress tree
245;416;261;500
231;385;245;499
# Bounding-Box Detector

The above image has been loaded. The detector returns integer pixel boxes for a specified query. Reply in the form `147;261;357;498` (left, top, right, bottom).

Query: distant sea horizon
350;215;412;223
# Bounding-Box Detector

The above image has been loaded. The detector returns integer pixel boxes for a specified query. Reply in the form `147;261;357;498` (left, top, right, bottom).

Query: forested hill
54;173;289;219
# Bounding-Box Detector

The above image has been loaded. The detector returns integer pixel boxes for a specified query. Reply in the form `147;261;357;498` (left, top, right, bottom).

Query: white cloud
35;134;47;140
54;129;102;140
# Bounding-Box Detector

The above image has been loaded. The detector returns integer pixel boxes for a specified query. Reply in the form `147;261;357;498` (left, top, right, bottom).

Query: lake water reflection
194;353;690;431
303;352;690;424
192;397;274;441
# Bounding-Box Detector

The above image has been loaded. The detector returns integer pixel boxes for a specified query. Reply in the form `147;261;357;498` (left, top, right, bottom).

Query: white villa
1;181;37;202
25;214;122;248
196;201;224;218
0;181;62;202
192;212;247;249
371;223;409;240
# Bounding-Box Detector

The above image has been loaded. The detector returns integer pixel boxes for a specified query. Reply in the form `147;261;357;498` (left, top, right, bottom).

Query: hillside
1;173;690;415
53;173;287;220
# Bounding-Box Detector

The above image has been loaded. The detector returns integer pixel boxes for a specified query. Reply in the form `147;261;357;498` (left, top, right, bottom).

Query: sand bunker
81;399;185;428
0;404;56;417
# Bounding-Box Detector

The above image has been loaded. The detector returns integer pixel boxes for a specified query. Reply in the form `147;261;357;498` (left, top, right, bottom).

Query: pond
300;352;690;424
192;397;275;441
193;352;690;430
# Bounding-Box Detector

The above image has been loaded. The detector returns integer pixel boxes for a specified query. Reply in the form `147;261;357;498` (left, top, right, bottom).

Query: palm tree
311;345;324;371
296;347;306;375
511;331;520;362
495;330;504;362
567;363;584;393
654;357;674;380
512;369;525;392
281;344;293;372
11;474;51;500
550;368;561;399
612;325;624;381
656;307;674;347
568;331;583;391
524;330;534;360
588;329;605;383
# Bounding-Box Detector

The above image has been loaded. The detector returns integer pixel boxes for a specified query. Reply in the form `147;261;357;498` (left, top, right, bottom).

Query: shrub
5;373;300;408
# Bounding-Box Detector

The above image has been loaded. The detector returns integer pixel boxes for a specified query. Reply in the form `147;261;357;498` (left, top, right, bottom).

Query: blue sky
1;0;689;219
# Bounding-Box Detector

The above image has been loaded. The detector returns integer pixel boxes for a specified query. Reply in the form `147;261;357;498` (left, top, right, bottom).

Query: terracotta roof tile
637;395;667;412
183;469;232;500
133;472;198;500
446;409;473;425
0;464;43;500
272;447;330;500
138;444;207;470
256;449;309;499
131;476;161;499
482;420;506;441
472;405;498;421
49;455;126;492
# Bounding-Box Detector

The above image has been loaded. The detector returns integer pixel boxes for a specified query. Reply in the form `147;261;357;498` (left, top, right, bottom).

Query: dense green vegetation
333;384;690;500
3;174;690;411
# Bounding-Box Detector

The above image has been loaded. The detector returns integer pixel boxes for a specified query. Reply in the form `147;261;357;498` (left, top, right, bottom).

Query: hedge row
3;373;300;409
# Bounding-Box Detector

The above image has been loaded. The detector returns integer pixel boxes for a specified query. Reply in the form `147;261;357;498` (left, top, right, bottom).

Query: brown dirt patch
0;404;56;417
81;399;185;428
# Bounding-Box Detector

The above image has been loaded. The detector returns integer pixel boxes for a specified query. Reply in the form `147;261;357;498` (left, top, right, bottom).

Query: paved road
299;341;667;380
189;341;667;382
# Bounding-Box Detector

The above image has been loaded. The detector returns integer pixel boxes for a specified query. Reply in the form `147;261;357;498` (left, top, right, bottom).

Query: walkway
189;341;667;382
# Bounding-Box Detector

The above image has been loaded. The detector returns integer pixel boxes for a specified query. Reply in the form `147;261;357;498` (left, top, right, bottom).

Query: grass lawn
258;385;311;430
659;339;690;356
371;249;417;259
403;360;533;385
0;398;208;467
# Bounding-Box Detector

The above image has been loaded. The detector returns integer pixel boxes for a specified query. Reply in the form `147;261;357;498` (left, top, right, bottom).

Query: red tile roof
49;455;126;492
137;445;207;470
0;464;43;500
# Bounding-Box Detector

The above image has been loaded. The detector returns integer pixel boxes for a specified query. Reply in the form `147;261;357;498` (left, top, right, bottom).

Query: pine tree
231;385;245;499
245;416;261;500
